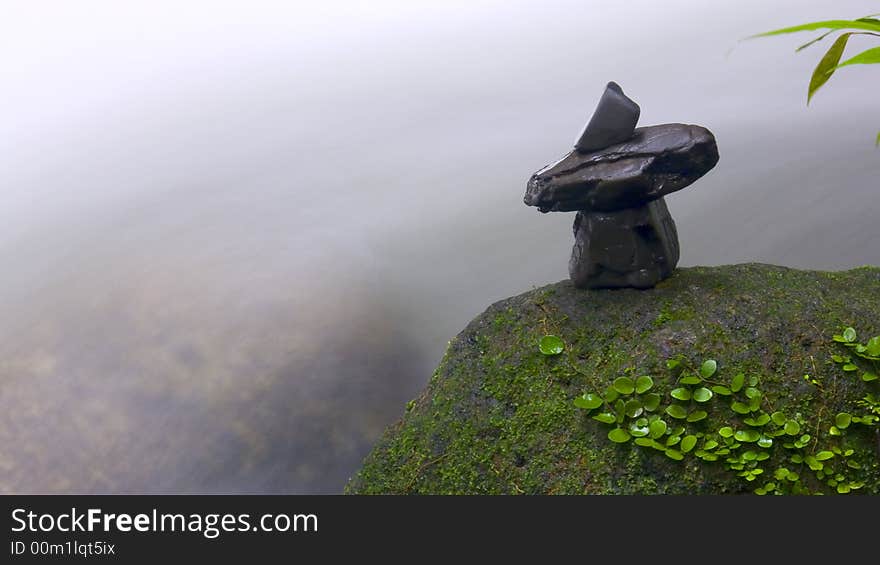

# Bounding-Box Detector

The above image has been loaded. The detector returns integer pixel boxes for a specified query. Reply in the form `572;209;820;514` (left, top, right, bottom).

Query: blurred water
0;0;878;493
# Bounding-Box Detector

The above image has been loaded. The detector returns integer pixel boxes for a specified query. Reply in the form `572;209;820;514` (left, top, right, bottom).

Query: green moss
345;263;880;495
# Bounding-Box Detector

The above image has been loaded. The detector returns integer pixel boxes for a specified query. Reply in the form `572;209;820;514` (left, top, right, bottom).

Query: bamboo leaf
748;19;880;39
796;29;836;52
808;33;854;104
836;46;880;67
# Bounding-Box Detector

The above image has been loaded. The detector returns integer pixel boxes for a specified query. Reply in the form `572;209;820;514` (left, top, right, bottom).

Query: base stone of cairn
569;197;679;290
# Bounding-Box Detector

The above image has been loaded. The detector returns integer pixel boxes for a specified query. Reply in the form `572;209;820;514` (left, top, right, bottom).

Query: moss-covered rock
346;263;880;494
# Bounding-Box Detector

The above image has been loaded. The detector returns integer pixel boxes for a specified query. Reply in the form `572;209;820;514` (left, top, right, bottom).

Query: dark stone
524;123;719;213
574;81;641;152
569;197;679;289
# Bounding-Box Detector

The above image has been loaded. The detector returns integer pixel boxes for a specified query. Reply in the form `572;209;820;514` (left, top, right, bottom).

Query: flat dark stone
524;123;719;213
569;197;679;289
574;81;640;152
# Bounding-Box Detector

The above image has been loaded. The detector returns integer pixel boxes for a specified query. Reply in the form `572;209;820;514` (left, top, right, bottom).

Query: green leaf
666;359;681;371
624;399;643;418
744;413;771;427
593;412;617;424
613;377;635;395
665;449;684;461
670;388;691;401
629;422;650;437
784;420;801;435
731;373;745;392
680;435;698;453
679;375;702;385
718;426;734;438
757;436;773;448
862;372;879;382
642;393;661;411
693;387;713;402
771;411;787;426
665;405;688;419
700;359;717;378
837;46;880;68
687;410;708;423
703;439;719;450
731;402;752;414
876;130;880;147
539;335;564;355
735;429;760;442
711;386;732;396
634;437;655;448
815;451;835;461
666;435;681;447
842;364;858;372
866;336;880;356
603;387;619;403
573;393;603;410
649;419;668;439
748;19;880;39
843;327;857;342
835;413;852;429
635;375;654;394
608;428;631;443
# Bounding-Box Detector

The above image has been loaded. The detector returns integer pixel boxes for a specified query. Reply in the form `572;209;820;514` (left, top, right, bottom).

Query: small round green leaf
730;373;745;392
745;387;760;399
700;359;717;378
665;449;684;461
862;372;879;382
539;335;564;355
613;377;635;395
731;402;751;414
843;327;857;343
635;375;654;394
686;410;708;423
670;388;691;401
835;413;852;429
608;428;631;443
648;419;667;438
634;437;654;447
624;399;643;419
680;435;697;453
784;420;801;435
771;411;786;426
693;387;713;402
642;393;661;411
842;364;858;372
735;429;760;442
679;375;701;385
573;393;603;410
629;422;650;437
665;405;687;419
757;436;773;448
815;451;835;461
603;387;619;403
711;386;732;396
703;439;719;450
718;426;734;438
592;412;617;424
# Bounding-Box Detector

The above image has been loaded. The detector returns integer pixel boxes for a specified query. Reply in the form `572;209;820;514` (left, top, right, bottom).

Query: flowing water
1;0;878;493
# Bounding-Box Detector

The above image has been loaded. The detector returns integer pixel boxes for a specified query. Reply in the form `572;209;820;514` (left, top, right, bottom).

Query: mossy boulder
346;263;880;494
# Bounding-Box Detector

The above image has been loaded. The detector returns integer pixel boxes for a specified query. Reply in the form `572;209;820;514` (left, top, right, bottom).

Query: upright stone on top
574;81;640;153
524;81;719;290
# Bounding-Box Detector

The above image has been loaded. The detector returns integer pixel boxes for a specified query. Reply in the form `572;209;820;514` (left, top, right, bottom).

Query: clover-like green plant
572;329;880;495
